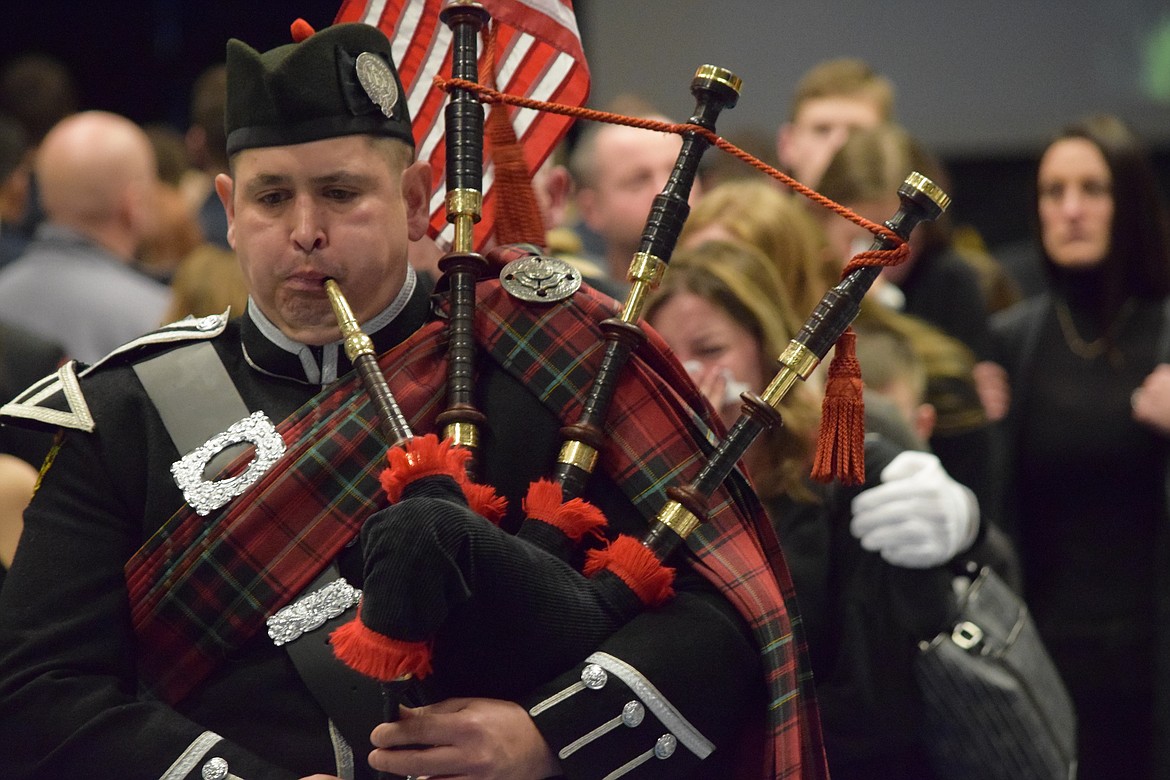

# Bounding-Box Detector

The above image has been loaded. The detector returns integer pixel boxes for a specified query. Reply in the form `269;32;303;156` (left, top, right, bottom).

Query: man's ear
401;161;432;241
540;164;573;229
185;125;207;167
776;122;795;172
213;173;236;248
122;179;156;241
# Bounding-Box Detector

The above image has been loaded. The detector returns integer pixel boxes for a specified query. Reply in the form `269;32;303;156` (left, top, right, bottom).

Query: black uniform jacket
0;273;761;780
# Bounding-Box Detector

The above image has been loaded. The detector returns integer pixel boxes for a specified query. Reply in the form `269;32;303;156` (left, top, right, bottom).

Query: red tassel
465;482;508;526
329;611;433;682
379;434;472;503
487;104;547;247
810;328;866;485
584;535;676;607
289;18;315;42
521;479;608;542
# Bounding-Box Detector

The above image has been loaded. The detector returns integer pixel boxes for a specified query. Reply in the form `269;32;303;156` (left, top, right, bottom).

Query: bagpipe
326;0;949;710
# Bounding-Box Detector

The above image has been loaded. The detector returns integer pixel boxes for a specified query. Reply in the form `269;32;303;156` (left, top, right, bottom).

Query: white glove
849;450;980;569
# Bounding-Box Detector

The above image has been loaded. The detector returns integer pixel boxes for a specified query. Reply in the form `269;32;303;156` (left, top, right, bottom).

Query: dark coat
992;292;1170;778
0;279;766;780
766;436;953;780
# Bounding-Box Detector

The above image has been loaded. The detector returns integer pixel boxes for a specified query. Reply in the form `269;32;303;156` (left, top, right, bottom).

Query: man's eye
696;345;724;358
257;191;288;206
325;188;357;201
617;172;653;192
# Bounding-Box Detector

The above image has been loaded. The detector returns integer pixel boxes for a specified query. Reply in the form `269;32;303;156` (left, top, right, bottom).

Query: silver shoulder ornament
0;310;231;433
500;254;582;303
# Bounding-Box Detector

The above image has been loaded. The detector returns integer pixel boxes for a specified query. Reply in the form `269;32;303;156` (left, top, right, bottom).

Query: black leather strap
134;342;387;776
282;566;388;779
133;341;251;474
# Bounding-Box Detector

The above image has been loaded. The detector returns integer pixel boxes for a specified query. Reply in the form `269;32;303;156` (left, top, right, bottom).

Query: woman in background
645;239;980;779
991;114;1170;778
677;177;1001;536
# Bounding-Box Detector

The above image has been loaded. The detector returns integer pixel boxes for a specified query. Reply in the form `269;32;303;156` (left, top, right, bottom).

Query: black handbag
915;564;1077;780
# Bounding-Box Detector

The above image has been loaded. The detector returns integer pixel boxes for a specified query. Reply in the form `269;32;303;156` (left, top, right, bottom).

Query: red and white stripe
334;0;590;249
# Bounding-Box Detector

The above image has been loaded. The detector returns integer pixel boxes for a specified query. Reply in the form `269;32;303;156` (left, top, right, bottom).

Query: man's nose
291;197;326;253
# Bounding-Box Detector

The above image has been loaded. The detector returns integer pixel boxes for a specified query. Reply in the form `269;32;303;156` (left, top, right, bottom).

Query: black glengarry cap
224;21;414;156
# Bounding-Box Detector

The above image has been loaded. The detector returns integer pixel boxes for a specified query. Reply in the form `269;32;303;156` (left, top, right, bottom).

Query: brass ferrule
443;421;480;449
446;188;483;219
324;280;373;360
447;189;482;254
904;171;951;213
778;341;820;379
693;64;743;95
342;332;375;363
626;252;666;286
759;342;821;409
557;439;599;473
654;500;701;540
620;253;666;323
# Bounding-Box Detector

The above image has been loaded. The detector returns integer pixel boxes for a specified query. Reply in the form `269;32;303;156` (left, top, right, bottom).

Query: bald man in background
569;106;696;288
0;111;171;364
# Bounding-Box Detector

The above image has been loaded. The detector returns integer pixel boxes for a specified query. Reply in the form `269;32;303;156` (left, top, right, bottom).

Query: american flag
334;0;591;250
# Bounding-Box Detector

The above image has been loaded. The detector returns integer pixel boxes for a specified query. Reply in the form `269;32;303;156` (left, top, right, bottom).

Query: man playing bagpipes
0;18;828;780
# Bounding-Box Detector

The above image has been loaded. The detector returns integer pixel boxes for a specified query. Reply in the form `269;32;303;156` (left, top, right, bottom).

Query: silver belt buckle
267;577;362;646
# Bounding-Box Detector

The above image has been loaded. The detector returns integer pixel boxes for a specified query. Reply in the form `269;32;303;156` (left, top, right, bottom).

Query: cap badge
355;51;400;118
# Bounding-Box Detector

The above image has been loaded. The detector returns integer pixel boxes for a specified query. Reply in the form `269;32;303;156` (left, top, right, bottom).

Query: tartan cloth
125;259;828;778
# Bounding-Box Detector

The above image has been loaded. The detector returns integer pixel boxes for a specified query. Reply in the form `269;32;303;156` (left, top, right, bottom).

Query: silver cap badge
355;51;400;118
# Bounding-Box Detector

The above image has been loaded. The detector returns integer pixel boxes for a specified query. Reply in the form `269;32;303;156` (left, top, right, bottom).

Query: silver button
654;733;677;759
621;700;645;727
201;756;229;780
581;663;608;690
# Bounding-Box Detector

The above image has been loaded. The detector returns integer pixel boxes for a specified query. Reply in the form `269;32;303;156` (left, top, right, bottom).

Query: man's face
778;96;883;187
216;135;430;345
577;123;692;262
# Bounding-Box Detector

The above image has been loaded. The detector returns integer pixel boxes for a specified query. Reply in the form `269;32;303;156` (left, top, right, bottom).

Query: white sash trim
158;730;220;780
584;651;714;759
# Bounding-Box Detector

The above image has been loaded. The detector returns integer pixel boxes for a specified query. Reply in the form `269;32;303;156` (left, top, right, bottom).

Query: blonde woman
646;240;980;779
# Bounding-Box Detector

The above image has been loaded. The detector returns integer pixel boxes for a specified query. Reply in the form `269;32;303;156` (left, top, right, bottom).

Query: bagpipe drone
325;0;949;709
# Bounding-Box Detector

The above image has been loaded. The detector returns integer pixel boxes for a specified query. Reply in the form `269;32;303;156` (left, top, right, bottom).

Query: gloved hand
849;450;980;568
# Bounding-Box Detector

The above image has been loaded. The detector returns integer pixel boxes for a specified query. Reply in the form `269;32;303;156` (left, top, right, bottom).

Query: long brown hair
646;240;821;502
678;179;836;326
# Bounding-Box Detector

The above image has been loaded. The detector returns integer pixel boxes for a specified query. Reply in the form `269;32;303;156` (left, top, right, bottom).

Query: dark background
0;1;342;131
4;1;1169;253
